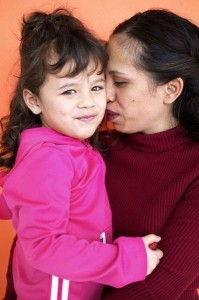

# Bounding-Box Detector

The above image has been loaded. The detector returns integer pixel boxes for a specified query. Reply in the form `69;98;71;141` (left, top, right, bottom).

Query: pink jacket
2;127;147;300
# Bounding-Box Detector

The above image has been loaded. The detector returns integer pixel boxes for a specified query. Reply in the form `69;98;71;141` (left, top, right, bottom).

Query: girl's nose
78;94;95;108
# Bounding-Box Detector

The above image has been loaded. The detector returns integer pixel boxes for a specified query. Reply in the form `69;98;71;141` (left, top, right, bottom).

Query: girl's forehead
53;59;103;79
47;44;104;74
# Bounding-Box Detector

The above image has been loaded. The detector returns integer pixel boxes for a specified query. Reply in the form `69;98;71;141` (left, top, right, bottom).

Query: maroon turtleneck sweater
102;126;199;300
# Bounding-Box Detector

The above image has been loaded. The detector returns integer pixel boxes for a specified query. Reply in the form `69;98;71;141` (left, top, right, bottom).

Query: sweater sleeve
102;179;199;299
4;146;147;288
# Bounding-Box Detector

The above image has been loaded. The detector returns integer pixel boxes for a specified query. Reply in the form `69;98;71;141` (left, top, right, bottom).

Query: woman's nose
106;85;116;103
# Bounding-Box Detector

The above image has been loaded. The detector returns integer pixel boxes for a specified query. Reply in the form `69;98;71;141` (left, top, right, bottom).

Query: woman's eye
62;89;76;95
114;81;126;87
92;85;104;91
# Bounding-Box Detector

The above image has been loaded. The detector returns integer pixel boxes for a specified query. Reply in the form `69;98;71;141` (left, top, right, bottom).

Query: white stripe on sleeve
50;275;59;300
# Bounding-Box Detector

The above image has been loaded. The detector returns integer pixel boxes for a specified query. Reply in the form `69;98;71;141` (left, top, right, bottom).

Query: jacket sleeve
0;171;12;219
4;146;147;288
102;179;199;299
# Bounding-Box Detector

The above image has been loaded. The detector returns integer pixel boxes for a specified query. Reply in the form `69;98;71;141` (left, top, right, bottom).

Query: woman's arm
102;181;199;299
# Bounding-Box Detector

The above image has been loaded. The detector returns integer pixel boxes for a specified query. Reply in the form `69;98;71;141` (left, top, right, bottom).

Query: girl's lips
106;110;119;121
77;115;96;122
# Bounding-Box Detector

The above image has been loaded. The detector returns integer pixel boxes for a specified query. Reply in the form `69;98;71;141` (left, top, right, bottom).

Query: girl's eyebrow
58;83;77;90
92;78;105;84
58;78;105;90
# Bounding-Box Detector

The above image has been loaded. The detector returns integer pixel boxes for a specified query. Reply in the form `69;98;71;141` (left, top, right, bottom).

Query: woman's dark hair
111;9;199;140
0;8;107;169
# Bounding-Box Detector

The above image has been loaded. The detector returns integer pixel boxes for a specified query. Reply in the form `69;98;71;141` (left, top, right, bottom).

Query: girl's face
25;60;106;140
106;35;176;134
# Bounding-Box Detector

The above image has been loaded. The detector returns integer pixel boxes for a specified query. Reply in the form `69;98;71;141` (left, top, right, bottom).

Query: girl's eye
92;85;104;91
62;89;76;95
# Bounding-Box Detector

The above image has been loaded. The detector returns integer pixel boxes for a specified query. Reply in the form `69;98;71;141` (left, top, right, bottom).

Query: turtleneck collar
127;126;190;153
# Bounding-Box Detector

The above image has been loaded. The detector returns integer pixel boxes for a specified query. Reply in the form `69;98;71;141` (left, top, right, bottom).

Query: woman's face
106;35;175;134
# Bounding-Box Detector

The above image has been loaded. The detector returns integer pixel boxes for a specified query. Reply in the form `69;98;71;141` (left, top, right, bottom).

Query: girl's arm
4;146;148;288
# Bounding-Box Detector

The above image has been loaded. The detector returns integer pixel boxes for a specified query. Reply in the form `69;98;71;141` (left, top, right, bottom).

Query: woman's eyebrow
108;70;128;76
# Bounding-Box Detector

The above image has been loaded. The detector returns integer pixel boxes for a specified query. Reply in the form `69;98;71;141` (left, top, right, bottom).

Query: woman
102;9;199;300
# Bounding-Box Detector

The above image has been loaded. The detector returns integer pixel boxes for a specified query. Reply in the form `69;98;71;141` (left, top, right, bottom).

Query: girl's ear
23;89;42;115
163;77;184;104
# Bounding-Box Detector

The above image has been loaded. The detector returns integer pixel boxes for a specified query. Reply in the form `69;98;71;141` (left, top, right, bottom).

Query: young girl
0;8;163;300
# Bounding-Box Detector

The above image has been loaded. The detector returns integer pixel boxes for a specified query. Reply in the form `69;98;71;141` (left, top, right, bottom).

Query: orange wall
1;0;199;297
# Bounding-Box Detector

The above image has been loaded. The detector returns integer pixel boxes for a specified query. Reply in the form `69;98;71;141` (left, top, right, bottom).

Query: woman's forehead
107;37;139;73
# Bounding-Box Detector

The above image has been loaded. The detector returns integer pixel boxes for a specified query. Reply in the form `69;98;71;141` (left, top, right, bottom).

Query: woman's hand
142;234;163;275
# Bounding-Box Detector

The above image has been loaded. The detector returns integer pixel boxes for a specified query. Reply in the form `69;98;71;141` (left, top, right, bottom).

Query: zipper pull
100;232;106;244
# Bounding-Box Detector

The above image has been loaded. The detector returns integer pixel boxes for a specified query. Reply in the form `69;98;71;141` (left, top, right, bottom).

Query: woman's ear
164;78;184;104
23;89;42;115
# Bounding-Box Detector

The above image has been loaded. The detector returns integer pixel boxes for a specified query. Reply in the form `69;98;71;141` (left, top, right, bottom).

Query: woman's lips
106;110;119;121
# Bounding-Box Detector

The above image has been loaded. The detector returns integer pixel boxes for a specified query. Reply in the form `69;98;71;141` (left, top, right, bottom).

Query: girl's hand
142;234;163;276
